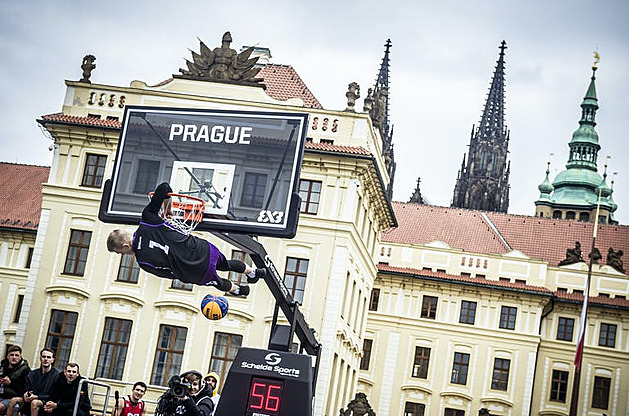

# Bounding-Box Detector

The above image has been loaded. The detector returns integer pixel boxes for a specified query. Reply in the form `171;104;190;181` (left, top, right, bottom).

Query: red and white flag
574;277;590;367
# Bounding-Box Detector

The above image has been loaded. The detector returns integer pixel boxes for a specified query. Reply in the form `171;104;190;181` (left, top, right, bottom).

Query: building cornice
99;293;145;307
45;285;91;299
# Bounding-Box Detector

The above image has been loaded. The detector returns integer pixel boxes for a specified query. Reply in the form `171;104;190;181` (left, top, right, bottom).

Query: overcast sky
1;0;627;224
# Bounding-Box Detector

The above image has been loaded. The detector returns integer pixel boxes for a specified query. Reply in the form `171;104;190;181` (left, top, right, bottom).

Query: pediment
426;240;452;249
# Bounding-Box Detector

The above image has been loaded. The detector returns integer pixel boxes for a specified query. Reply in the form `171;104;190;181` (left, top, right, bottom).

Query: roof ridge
480;212;512;250
0;162;51;168
378;263;552;294
263;63;292;68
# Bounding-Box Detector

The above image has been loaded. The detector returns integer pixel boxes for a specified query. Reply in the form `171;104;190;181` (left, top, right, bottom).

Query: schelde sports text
168;123;253;144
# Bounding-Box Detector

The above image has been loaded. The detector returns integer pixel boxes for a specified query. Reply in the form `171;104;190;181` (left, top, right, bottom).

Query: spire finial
547;152;554;167
593;49;601;71
408;176;424;204
499;40;507;57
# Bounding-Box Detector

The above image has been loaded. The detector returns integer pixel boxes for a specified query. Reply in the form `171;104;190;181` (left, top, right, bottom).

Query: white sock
233;285;240;295
246;270;256;278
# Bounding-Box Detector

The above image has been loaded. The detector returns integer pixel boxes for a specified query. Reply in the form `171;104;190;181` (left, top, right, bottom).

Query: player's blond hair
107;229;129;252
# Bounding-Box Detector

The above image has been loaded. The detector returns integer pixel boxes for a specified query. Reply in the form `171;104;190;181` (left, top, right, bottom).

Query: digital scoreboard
215;348;313;416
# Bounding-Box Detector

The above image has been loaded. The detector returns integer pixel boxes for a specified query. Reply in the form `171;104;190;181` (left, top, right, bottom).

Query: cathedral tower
452;41;511;212
534;58;618;224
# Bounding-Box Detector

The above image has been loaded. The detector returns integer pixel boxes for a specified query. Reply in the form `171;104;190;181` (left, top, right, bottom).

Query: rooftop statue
607;247;624;273
79;55;96;83
558;241;584;266
345;82;360;112
177;32;264;87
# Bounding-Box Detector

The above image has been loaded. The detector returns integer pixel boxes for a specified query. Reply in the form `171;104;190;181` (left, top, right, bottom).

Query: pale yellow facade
6;74;392;416
0;229;36;348
360;241;629;415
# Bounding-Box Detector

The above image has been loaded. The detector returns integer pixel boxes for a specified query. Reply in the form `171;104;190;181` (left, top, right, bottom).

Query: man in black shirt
7;348;58;416
40;363;90;416
107;182;265;296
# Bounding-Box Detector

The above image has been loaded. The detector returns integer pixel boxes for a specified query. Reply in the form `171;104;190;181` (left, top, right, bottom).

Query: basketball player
114;382;146;416
107;182;265;297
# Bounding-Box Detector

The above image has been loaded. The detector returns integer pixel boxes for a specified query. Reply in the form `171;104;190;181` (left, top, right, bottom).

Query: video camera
168;375;192;398
154;375;192;416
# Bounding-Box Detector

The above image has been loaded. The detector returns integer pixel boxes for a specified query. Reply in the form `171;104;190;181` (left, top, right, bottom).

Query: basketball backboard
99;106;309;238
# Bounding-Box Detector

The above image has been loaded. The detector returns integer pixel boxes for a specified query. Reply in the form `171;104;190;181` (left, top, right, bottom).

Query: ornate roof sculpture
176;32;264;87
452;41;511;213
79;55;96;83
534;53;618;224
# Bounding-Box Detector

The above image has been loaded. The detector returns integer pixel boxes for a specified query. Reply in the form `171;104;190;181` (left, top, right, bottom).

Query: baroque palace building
1;34;628;416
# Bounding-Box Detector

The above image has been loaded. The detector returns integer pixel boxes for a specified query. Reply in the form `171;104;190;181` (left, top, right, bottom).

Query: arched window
553;210;562;219
566;211;576;220
579;212;590;222
479;148;494;173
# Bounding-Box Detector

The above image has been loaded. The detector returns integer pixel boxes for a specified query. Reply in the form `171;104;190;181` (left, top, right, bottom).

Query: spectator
0;346;31;415
202;373;221;414
113;382;146;416
155;371;213;416
179;371;213;416
38;363;90;416
7;348;58;416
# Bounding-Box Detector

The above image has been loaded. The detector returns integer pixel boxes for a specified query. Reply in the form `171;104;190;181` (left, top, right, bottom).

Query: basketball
201;294;229;320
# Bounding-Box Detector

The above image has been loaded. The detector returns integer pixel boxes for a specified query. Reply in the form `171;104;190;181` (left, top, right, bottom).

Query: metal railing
73;379;111;416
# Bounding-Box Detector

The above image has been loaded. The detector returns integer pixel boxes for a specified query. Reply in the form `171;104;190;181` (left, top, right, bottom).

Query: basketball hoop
148;193;206;234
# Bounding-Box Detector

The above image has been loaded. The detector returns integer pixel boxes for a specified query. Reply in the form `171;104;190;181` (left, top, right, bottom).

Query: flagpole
568;188;602;416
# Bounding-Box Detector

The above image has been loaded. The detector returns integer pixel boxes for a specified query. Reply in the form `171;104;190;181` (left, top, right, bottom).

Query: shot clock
216;348;313;416
247;378;284;415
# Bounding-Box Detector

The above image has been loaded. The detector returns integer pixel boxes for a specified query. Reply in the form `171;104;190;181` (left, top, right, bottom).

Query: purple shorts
200;242;227;285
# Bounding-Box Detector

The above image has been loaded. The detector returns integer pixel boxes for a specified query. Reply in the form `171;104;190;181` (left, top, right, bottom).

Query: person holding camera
156;371;214;416
7;348;58;416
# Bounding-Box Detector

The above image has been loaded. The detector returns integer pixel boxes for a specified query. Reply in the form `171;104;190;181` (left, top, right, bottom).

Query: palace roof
258;64;322;109
383;202;629;267
0;163;49;231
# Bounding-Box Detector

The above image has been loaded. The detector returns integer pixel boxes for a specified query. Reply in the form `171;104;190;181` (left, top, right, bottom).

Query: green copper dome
537;163;553;200
570;124;599;145
597;171;612;198
553;168;603;188
550;169;602;207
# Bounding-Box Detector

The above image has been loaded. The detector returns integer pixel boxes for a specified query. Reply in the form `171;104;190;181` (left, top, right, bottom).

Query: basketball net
149;193;206;234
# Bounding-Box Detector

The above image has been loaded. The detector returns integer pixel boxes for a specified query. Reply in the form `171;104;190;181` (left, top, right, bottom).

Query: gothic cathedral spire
452;41;511;212
368;39;396;200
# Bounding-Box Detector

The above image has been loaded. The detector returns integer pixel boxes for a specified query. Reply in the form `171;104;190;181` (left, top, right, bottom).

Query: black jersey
133;183;212;284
